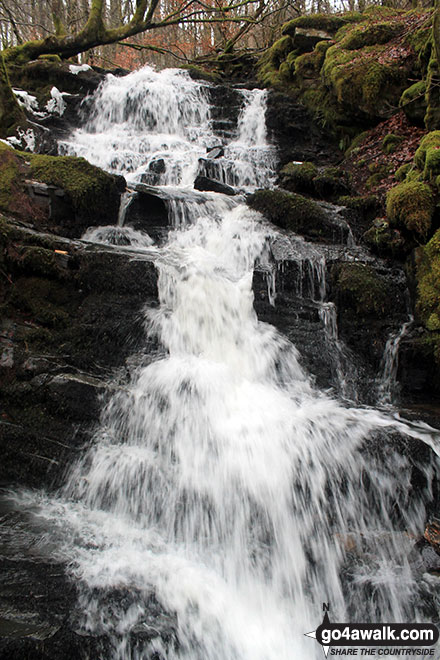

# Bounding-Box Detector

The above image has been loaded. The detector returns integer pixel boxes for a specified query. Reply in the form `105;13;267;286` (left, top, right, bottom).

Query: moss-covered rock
0;143;125;236
282;13;359;37
314;166;348;199
424;145;440;180
394;163;413;181
339;21;403;51
260;8;425;139
332;263;389;318
345;130;369;157
338;195;379;226
279;161;318;193
181;64;221;83
382;133;404;154
425;51;440;131
362;218;407;258
416;228;440;330
258;36;294;86
386;180;434;240
247;189;327;238
0;142;22;210
29;154;125;229
399;80;427;126
322;43;405;119
0;52;25;137
414;130;440;169
294;47;327;79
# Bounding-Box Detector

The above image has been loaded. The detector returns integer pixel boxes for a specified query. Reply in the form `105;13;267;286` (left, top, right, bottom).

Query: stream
2;66;440;660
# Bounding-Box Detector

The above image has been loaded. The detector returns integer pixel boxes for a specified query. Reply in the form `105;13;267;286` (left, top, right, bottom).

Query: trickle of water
377;316;414;406
7;66;440;660
319;301;338;340
318;302;359;400
118;190;138;226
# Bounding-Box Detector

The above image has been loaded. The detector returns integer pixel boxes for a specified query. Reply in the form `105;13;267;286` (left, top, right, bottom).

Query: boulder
293;27;334;54
194;174;236;196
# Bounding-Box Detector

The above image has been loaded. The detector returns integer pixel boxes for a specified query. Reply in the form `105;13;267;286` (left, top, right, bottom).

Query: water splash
377;316;414;406
82;225;154;248
6;67;440;660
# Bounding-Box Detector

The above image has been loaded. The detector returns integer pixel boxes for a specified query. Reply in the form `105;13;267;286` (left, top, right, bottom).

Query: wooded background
0;0;430;69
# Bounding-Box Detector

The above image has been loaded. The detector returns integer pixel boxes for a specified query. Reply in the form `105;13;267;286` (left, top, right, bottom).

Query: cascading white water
377;316;414;406
9;67;440;660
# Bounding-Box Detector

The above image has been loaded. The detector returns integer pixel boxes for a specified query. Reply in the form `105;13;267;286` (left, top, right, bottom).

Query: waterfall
8;67;440;660
377;316;414;406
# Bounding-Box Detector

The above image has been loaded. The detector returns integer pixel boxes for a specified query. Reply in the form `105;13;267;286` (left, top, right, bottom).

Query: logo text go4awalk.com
305;604;438;657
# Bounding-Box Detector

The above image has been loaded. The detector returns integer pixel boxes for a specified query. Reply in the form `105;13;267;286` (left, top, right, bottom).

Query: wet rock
194;175;236;196
265;92;340;167
127;184;169;238
293;27;334;54
247;189;349;243
330;262;407;367
0;143;126;238
206;146;224;159
207;85;243;126
399;335;440;399
149;158;166;174
0;217;159;489
44;373;110;422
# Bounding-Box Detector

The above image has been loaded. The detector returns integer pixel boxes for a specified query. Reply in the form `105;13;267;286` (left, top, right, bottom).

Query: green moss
340;21;403;51
414;131;440;169
258;36;294;86
294;48;326;78
365;162;391;189
425;52;440;131
395;163;412;181
0;143;21;210
315;40;333;54
302;88;343;131
386;180;434;240
427;313;440;331
363;6;402;17
279;161;317;193
382;133;404;154
333;263;389;317
37;54;62;62
182;65;221;83
322;43;400;115
247;189;326;235
407;25;432;69
406;168;423;182
417;229;440;329
29;154;123;222
278;61;292;82
363;218;407;258
286;51;297;71
21;246;60;278
338;195;378;213
282;14;351;37
399;80;427;126
366;173;385;189
10;276;70;327
345;130;369;156
314;167;347;199
424;146;440;179
400;79;426;106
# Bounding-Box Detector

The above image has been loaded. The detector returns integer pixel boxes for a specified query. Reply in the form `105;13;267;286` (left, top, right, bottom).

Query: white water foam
7;67;440;660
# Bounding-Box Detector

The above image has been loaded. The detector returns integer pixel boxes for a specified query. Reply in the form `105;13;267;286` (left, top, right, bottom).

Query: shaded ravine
2;67;440;660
